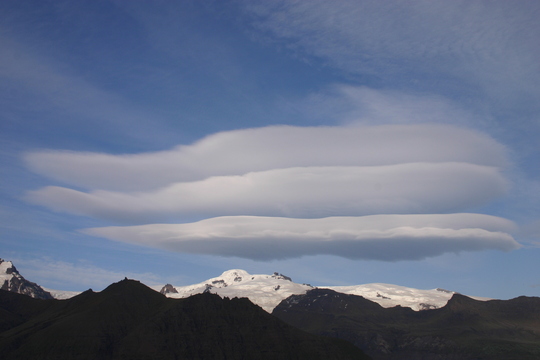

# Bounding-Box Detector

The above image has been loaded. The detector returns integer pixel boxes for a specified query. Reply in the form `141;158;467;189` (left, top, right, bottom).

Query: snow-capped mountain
157;269;313;313
157;269;488;312
0;259;489;311
321;283;490;311
0;258;54;299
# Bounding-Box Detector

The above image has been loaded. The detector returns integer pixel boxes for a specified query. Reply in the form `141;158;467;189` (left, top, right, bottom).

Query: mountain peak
161;269;491;313
445;293;481;310
160;283;178;295
218;269;251;284
0;259;16;274
0;279;369;360
1;258;54;300
102;278;163;298
163;269;312;312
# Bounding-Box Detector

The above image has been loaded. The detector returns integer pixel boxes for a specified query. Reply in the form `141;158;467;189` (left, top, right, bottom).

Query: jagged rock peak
213;269;294;286
0;258;54;300
160;283;178;295
272;272;292;281
436;288;454;293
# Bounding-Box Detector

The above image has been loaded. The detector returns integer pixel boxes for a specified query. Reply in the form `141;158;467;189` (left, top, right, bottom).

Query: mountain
0;259;53;300
272;288;540;360
322;283;490;311
158;269;485;312
0;261;488;312
0;279;369;360
158;269;314;312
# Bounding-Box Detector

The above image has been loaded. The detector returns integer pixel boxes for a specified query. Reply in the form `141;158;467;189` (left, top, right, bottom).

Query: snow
1;258;81;299
2;260;490;309
162;269;490;312
43;288;82;300
164;269;313;312
0;260;14;286
321;283;453;310
322;284;491;310
0;259;13;272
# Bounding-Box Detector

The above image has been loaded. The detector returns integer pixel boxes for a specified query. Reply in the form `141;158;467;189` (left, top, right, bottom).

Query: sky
1;0;539;299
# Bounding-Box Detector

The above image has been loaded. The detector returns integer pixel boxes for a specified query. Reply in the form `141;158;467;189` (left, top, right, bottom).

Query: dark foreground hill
0;279;369;360
273;288;540;360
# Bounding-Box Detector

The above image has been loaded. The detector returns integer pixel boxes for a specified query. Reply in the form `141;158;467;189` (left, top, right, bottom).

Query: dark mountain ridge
272;288;540;360
0;279;369;359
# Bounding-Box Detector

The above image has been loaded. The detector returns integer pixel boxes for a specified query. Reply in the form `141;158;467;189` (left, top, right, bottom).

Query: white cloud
24;122;517;260
82;214;519;261
25;124;507;191
26;163;507;222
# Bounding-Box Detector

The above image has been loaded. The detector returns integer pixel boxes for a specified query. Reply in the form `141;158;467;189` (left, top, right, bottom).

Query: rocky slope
0;259;53;300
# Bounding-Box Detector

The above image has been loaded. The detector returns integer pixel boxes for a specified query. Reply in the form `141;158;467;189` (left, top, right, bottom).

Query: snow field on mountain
164;269;313;312
2;260;489;312
320;284;488;311
323;284;455;310
160;269;490;312
0;260;14;285
43;288;83;300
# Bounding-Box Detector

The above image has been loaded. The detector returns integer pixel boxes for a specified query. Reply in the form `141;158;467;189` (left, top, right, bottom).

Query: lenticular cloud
27;163;507;221
82;214;520;261
25;124;507;191
25;123;518;260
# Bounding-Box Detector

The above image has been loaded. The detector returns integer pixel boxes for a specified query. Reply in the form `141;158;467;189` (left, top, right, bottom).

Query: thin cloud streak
0;34;169;146
299;86;483;128
82;214;519;261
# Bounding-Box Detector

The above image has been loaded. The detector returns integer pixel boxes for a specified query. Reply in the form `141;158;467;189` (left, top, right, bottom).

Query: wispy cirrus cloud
240;0;540;101
0;33;170;147
298;85;484;128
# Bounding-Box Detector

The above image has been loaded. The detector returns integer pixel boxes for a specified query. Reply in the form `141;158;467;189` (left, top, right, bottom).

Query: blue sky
1;0;539;299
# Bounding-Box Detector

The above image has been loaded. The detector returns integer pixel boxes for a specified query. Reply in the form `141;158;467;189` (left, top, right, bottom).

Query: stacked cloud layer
25;124;519;260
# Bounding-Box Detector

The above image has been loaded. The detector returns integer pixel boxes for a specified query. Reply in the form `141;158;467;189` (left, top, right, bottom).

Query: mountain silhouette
273;288;540;360
0;279;369;359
